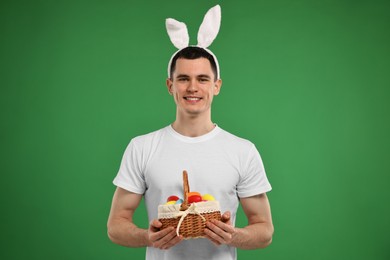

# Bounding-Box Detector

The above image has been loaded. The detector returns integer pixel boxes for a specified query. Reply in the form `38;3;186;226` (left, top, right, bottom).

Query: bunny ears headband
166;5;221;79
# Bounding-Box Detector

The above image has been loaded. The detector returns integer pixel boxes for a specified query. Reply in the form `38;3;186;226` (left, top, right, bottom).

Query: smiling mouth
184;97;202;101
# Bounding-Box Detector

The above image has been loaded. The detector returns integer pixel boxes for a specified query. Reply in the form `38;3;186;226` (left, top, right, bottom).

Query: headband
166;5;221;79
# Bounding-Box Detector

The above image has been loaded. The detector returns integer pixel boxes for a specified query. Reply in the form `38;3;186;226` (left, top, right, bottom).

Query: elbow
107;226;125;246
107;225;117;244
259;236;272;248
107;220;123;246
259;224;274;249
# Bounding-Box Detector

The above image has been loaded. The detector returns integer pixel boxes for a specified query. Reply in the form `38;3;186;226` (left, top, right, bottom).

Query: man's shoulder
218;127;254;144
130;125;169;145
217;127;255;148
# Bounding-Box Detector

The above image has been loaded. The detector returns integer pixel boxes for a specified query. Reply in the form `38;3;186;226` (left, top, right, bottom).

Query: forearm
229;222;273;249
107;218;151;247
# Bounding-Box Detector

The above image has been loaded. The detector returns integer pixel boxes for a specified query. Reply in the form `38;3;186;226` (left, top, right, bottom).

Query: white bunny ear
197;5;221;48
166;18;189;49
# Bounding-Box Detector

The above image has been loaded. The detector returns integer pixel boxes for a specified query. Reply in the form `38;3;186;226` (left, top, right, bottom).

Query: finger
206;221;233;243
150;226;174;244
204;229;221;246
152;229;175;248
204;224;225;244
155;229;180;249
149;219;162;229
161;233;183;250
149;219;163;234
210;219;235;234
221;211;231;223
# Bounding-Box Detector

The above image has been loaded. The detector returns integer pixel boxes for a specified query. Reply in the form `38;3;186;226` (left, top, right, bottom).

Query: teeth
186;97;200;101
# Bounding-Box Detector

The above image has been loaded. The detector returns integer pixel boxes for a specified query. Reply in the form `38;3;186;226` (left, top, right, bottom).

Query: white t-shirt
113;125;272;260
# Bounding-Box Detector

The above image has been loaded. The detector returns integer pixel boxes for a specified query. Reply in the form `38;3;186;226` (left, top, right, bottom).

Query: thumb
221;211;231;223
149;219;162;231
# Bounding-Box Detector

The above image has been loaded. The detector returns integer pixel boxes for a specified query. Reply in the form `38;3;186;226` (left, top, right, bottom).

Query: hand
148;219;183;250
204;211;236;246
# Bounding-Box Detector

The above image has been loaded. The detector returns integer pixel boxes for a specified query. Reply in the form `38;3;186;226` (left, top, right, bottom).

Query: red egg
188;195;202;203
166;195;179;202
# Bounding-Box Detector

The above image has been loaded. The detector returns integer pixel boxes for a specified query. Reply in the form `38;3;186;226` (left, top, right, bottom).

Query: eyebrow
197;74;211;79
175;74;211;79
176;74;189;79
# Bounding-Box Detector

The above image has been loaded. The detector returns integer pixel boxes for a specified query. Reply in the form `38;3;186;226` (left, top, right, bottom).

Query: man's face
166;58;222;117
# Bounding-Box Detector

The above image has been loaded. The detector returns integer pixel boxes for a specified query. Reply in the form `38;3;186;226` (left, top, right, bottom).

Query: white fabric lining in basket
158;201;220;219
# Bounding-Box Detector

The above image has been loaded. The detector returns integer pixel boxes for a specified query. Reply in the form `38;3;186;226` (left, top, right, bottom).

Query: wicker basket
158;171;221;239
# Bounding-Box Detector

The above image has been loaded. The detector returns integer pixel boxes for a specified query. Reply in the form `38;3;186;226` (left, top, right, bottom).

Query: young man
107;46;274;260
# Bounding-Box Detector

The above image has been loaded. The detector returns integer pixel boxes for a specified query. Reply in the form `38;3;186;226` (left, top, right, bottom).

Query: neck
172;112;215;137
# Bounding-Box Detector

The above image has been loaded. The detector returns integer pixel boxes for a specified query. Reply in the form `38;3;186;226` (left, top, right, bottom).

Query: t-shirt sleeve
113;139;146;194
237;144;272;198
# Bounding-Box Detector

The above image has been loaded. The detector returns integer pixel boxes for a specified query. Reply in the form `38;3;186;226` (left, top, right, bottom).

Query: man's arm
107;187;183;249
107;187;150;247
204;193;274;249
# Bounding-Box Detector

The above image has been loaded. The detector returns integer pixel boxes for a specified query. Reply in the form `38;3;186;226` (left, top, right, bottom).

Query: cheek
173;92;181;103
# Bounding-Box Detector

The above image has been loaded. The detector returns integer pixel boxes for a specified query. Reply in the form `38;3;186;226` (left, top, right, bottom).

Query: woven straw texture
160;211;221;239
158;170;222;239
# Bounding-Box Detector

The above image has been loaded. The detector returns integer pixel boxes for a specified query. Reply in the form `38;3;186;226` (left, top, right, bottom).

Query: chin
186;110;202;115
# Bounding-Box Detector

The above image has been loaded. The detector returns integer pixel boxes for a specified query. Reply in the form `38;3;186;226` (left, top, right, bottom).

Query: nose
187;79;198;92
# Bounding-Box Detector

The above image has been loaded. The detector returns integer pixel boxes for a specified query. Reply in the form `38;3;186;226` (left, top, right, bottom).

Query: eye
178;78;189;82
199;78;209;83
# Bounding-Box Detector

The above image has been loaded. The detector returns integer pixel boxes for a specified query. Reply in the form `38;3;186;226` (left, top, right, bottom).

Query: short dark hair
170;46;218;81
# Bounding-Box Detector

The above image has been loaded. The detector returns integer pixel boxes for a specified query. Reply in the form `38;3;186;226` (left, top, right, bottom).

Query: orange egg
187;191;201;197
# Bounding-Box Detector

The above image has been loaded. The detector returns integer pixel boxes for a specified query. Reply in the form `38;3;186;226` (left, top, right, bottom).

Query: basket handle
180;170;190;211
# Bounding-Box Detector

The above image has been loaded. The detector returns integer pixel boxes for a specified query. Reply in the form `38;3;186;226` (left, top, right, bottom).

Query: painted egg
202;194;215;201
165;200;176;205
188;195;202;203
175;199;183;204
187;192;201;197
166;195;179;202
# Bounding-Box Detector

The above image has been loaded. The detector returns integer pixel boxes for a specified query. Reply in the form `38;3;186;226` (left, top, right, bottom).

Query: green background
1;0;389;259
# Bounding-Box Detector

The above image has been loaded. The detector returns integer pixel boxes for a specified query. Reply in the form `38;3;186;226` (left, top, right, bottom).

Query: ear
166;78;173;95
197;5;221;48
213;79;222;96
166;18;189;49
